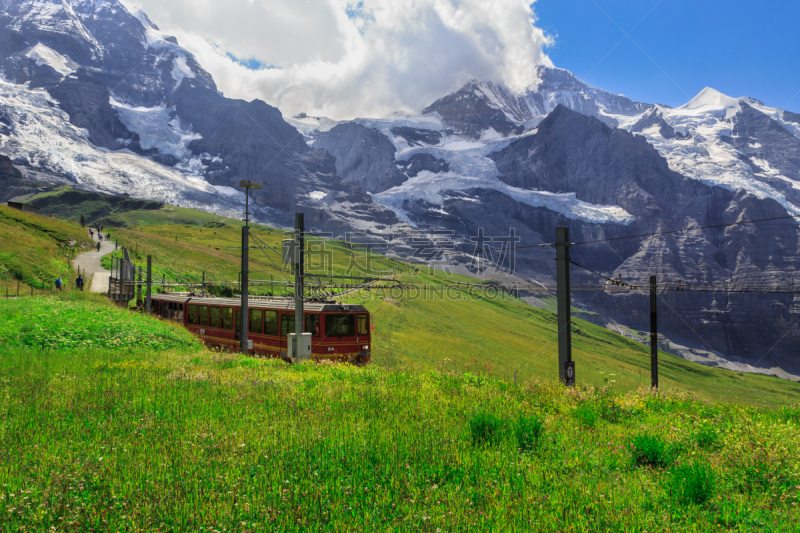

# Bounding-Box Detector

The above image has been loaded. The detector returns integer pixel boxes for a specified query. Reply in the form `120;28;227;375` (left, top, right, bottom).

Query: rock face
0;0;217;105
422;82;524;138
0;154;43;202
396;153;450;178
0;154;22;181
313;123;407;193
726;102;800;208
47;69;134;150
631;107;690;140
491;105;703;217
423;67;653;137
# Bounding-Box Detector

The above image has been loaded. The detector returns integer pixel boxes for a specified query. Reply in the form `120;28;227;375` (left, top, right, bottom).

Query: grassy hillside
1;198;798;407
26;186;238;228
0;303;798;531
100;220;800;408
0;292;200;352
0;205;92;294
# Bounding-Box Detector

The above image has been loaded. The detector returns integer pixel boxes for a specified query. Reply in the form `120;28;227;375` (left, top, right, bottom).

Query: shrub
515;415;544;451
780;405;800;424
574;404;597;428
694;423;721;449
668;461;716;504
630;433;672;467
469;413;504;447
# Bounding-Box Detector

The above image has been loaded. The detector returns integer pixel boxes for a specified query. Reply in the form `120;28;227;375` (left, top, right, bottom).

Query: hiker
96;241;101;252
115;241;118;250
89;230;94;238
98;234;103;241
55;276;63;291
76;274;84;291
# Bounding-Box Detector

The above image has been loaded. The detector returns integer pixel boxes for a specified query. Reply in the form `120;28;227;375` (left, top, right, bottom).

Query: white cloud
124;0;553;120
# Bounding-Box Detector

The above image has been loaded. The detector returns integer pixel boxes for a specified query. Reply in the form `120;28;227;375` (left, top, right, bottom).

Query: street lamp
238;180;263;354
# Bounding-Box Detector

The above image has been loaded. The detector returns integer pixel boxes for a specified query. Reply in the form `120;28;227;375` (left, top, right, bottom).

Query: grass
2;200;800;408
0;205;92;293
86;216;800;408
0;289;798;531
0;340;798;531
0;292;201;352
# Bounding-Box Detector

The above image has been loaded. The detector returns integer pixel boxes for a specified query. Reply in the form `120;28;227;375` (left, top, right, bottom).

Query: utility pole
294;212;305;359
650;275;659;389
556;227;574;386
146;255;152;314
202;271;205;296
239;180;263;354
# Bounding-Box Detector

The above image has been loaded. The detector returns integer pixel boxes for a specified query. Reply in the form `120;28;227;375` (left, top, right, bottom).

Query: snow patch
111;100;198;160
373;170;635;226
681;87;741;119
25;44;76;77
213;186;241;197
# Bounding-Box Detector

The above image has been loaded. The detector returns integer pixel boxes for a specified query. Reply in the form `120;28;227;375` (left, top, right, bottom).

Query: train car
149;294;372;364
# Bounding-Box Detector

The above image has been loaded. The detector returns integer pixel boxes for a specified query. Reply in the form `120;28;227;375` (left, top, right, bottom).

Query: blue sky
536;0;800;112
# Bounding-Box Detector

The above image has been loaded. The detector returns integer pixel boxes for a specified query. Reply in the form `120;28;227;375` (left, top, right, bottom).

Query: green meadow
0;296;798;532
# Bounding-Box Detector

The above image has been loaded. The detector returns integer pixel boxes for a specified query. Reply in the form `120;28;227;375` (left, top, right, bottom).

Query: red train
149;294;372;364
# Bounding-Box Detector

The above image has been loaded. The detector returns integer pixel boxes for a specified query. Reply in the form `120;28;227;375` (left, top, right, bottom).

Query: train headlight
363;345;369;350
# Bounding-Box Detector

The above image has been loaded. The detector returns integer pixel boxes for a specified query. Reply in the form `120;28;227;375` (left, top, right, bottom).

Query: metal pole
202;271;205;296
650;275;659;389
118;256;124;306
241;222;250;354
17;280;19;297
146;256;152;314
137;266;143;306
294;213;304;357
556;227;573;385
108;257;113;300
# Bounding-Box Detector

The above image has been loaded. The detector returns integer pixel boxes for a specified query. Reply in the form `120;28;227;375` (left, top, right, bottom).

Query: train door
280;313;295;352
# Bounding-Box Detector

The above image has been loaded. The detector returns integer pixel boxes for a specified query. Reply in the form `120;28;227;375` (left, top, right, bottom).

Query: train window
199;305;209;327
209;306;221;328
325;314;355;337
264;310;279;336
306;314;320;336
221;307;233;330
188;304;198;325
357;314;369;335
249;309;263;335
281;314;295;337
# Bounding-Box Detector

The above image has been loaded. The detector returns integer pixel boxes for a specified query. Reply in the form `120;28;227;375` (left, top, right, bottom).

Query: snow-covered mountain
0;0;403;232
296;75;800;377
1;0;799;376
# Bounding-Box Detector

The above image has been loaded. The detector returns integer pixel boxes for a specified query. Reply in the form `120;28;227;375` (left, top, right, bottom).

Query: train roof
151;294;367;313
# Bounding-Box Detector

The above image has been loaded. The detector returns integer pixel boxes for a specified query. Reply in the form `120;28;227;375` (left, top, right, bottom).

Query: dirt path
73;234;116;293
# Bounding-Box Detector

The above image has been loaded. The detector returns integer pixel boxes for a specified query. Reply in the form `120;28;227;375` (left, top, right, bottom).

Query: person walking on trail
96;241;101;252
76;275;84;291
55;276;63;291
